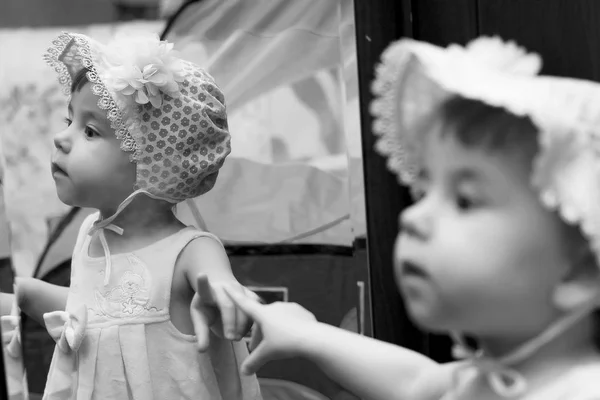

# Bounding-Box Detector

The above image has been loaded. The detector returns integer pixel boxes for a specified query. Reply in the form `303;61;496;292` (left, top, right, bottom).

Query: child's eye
84;126;99;138
64;117;72;126
456;194;477;211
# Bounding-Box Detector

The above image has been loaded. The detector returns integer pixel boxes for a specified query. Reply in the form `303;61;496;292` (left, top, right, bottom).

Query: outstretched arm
295;320;455;400
226;289;456;400
14;277;69;325
179;236;257;350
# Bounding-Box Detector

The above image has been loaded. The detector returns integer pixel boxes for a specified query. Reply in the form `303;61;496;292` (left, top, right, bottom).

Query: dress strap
160;227;225;310
73;211;100;255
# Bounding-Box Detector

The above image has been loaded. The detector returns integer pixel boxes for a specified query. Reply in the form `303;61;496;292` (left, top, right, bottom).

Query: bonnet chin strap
87;189;144;286
450;295;600;397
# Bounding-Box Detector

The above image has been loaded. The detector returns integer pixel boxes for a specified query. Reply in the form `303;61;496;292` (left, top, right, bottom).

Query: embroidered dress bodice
43;212;262;400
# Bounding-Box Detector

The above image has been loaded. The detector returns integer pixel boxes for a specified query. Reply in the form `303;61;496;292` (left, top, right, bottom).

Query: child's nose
399;201;432;241
53;129;72;153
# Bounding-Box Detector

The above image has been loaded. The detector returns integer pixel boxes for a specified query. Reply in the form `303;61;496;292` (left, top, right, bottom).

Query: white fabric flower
102;34;186;108
447;36;542;76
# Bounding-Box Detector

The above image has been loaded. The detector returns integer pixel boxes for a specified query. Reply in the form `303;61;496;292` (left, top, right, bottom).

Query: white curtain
167;0;366;245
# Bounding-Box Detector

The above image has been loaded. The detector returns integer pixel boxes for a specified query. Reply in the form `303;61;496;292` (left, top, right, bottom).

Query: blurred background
0;1;369;399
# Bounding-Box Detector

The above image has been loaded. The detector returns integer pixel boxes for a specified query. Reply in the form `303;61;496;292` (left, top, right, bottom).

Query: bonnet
370;36;600;397
44;32;230;206
44;32;230;284
371;36;600;271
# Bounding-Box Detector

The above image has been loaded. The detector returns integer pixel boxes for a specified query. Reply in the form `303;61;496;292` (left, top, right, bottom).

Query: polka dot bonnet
44;32;231;205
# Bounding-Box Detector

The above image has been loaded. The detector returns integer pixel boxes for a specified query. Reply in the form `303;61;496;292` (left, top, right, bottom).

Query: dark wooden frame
354;0;600;363
353;0;480;362
353;0;430;354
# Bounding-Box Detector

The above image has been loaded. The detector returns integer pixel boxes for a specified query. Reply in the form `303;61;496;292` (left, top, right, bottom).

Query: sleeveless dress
43;212;262;400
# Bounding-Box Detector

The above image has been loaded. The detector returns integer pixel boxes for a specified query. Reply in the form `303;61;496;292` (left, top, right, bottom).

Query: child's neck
87;196;185;258
97;195;181;236
477;313;598;377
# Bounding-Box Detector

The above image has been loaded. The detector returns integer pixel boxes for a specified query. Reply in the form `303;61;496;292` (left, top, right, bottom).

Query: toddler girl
21;32;262;400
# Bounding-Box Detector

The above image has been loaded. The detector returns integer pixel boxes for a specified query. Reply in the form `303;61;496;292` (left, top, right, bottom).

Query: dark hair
70;68;90;93
438;96;539;162
437;95;600;350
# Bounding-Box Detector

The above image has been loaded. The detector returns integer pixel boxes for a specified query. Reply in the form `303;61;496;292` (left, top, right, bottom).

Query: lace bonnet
44;32;231;203
371;37;600;266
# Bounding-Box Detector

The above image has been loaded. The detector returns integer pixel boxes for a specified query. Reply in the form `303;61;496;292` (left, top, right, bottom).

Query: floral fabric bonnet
44;32;231;205
371;37;600;397
44;32;231;285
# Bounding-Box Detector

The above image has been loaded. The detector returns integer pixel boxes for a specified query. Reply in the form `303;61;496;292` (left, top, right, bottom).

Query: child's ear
553;247;600;312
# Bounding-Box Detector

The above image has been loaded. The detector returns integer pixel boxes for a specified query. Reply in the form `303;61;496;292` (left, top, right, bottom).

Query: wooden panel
478;0;600;80
413;0;479;45
353;0;428;352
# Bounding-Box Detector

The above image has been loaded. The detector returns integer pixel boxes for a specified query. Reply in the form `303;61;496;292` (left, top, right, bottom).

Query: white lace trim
370;41;417;184
369;37;600;266
43;32;141;161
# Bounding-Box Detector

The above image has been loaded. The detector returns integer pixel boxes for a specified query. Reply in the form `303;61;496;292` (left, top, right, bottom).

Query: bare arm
226;291;458;400
15;277;69;326
301;321;456;400
181;236;238;288
180;236;255;349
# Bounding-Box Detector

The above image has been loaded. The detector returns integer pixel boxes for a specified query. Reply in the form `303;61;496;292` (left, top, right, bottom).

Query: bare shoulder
178;233;227;266
175;232;233;287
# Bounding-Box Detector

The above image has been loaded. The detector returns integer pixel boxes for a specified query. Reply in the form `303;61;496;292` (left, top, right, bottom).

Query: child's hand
191;274;260;351
224;286;317;375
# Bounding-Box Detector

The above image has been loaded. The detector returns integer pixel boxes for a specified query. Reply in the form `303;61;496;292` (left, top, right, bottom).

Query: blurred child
222;37;600;400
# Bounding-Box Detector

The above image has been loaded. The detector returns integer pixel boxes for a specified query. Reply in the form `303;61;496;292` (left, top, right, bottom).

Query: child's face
394;132;573;340
52;83;136;211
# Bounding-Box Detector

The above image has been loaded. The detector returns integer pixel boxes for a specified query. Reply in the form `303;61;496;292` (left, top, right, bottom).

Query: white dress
43;212;262;400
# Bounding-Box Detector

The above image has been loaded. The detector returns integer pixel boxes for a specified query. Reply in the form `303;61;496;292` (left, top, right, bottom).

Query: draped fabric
166;0;365;245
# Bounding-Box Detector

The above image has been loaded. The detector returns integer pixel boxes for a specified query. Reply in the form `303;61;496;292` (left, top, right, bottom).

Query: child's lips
51;162;68;177
398;260;431;299
400;260;429;278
